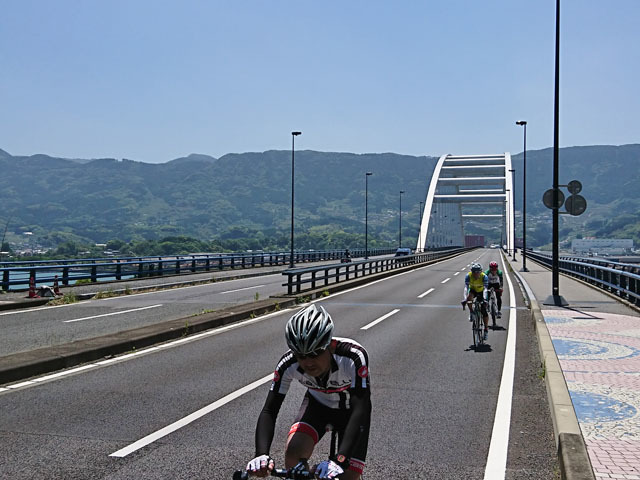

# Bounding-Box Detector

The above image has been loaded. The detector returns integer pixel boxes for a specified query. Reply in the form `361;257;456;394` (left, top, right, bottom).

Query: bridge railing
527;251;640;306
0;248;396;291
282;247;474;295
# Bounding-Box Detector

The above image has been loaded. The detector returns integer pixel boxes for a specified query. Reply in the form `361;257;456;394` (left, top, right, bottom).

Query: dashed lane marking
418;288;435;299
63;304;163;323
361;309;400;330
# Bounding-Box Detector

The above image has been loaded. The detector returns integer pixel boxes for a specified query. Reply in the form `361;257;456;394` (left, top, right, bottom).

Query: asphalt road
0;269;290;356
0;250;558;479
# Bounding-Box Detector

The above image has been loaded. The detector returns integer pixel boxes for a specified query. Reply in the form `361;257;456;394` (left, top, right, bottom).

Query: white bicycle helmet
285;304;334;356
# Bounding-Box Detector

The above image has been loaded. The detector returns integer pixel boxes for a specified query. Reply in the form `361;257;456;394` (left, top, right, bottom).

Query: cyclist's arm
482;274;489;301
336;388;371;463
463;274;470;300
255;391;286;456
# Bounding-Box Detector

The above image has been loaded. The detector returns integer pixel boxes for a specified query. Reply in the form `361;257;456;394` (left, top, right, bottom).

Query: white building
572;238;634;255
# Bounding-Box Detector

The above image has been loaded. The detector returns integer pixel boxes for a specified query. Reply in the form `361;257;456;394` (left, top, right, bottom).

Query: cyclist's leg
481;299;489;339
334;407;369;480
467;291;475;320
285;394;325;468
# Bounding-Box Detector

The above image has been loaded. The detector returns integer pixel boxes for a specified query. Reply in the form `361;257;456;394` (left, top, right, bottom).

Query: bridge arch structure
416;153;515;253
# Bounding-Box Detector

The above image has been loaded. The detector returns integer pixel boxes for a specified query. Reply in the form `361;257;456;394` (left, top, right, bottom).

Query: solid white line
418;288;435;299
109;374;273;457
31;364;96;382
0;301;91;316
219;285;265;294
441;278;450;284
360;309;400;330
483;257;517;480
63;304;163;323
7;380;35;389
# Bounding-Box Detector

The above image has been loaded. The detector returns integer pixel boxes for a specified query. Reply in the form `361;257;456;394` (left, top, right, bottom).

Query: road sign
567;180;582;195
565;194;587;216
543;188;565;209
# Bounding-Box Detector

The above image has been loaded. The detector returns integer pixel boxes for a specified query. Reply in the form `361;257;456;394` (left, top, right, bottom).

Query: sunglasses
295;349;326;360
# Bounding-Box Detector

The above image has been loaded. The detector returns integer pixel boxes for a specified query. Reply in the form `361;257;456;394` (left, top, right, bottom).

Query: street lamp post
509;168;517;261
399;190;405;248
504;189;510;252
544;0;568;306
418;201;423;253
365;172;373;259
516;120;529;272
290;131;302;268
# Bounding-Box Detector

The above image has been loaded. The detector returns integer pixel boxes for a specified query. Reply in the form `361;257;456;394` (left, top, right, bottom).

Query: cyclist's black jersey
255;337;371;458
270;337;370;409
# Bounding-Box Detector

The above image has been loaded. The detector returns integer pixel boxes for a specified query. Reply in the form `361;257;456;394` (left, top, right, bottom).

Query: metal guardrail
282;247;474;295
527;251;640;306
0;248;396;291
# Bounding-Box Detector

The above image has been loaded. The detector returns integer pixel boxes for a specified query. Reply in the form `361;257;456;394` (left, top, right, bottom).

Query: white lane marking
219;285;265;294
6;380;35;389
0;301;92;316
461;268;467;271
314;254;462;302
454;272;460;276
361;309;400;330
418;288;435;299
109;374;273;457
483;257;517;480
441;278;450;284
1;309;289;394
63;304;163;323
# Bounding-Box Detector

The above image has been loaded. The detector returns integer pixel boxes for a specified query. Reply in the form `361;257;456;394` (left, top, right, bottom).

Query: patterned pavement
544;308;640;479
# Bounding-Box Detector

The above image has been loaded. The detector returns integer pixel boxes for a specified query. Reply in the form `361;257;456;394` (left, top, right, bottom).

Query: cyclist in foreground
245;304;371;479
462;263;490;340
485;261;504;321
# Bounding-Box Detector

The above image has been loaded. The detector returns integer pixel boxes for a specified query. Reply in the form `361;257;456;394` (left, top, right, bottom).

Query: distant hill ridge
1;144;639;247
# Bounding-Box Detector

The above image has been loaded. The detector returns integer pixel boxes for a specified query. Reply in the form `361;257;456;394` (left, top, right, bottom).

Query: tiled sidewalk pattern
545;309;640;479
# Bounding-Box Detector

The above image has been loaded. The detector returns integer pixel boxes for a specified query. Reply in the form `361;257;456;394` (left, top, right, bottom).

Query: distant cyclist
485;261;504;320
245;304;371;479
462;263;489;340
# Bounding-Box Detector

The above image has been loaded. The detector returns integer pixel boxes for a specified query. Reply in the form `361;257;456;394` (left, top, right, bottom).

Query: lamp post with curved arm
399;190;405;248
289;131;301;268
516;120;529;272
365;172;373;259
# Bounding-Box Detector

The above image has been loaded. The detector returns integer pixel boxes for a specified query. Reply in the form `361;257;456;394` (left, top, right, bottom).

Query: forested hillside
1;144;639;253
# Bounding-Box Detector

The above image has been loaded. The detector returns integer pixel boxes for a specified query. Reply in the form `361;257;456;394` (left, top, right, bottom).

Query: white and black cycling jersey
270;337;370;409
485;269;503;286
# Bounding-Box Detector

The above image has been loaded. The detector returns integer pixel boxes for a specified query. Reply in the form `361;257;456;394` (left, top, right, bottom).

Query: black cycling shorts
468;290;488;315
289;393;369;474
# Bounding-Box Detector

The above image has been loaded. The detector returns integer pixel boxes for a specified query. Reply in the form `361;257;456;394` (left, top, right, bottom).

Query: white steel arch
417;153;514;252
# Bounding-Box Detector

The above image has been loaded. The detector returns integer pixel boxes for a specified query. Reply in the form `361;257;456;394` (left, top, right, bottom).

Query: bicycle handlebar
233;468;318;479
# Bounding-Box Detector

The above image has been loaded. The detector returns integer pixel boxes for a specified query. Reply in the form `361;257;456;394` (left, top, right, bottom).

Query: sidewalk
505;251;640;480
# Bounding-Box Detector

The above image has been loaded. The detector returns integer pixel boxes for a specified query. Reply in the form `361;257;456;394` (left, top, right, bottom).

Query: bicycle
487;287;499;327
467;295;485;348
233;430;342;479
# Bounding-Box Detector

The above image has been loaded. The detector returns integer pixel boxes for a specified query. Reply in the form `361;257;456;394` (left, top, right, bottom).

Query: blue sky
1;0;638;163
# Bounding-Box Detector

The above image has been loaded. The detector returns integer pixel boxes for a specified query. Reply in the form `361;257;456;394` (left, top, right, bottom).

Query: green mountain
510;144;640;247
1;144;639;250
0;150;437;249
